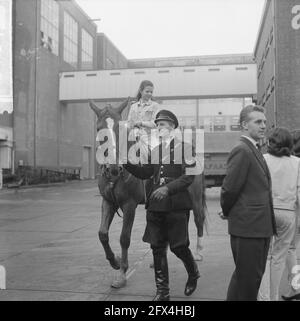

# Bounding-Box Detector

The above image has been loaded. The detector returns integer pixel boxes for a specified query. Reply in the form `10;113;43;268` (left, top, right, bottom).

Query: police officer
124;110;200;301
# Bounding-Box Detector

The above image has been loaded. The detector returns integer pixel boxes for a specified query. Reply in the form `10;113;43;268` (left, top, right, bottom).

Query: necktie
256;143;261;152
255;143;270;179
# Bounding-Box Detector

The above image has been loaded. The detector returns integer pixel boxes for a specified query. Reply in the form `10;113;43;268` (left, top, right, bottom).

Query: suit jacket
220;136;276;238
124;137;195;212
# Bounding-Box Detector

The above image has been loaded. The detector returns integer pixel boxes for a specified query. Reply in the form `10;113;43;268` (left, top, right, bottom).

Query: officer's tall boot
172;246;200;296
152;247;170;301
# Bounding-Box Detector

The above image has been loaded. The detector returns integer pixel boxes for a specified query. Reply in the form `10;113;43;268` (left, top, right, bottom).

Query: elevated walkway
59;64;257;102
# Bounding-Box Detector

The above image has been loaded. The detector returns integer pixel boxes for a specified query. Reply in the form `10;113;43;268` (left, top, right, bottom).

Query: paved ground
0;180;298;301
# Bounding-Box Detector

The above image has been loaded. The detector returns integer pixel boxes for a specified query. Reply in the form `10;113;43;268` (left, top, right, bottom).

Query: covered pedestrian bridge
59;63;257;103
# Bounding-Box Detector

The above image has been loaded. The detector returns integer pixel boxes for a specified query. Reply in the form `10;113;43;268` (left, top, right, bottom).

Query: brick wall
275;0;300;131
254;0;276;130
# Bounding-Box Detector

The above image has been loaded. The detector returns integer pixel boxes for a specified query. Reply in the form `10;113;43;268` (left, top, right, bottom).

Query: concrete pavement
0;181;298;301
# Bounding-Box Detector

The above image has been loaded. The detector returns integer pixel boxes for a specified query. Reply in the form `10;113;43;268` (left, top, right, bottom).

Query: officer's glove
218;211;228;220
150;186;169;201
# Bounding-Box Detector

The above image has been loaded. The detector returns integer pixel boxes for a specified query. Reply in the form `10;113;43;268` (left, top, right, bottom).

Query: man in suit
124;110;200;301
220;105;277;301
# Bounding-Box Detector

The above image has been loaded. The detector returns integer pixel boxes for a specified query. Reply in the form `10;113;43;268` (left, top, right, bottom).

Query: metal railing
3;166;81;188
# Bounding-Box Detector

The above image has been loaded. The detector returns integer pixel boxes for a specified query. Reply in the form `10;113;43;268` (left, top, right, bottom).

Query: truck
203;131;241;187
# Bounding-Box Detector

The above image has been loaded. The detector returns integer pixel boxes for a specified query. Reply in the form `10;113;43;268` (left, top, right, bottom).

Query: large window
160;99;197;127
160;97;253;132
81;29;93;70
40;0;59;55
64;11;78;68
198;98;250;132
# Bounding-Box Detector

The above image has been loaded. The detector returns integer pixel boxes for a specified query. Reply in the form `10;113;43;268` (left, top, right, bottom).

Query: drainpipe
33;0;39;168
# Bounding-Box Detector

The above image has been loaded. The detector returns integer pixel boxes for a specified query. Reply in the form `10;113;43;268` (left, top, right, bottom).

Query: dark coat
124;137;195;212
220;136;277;238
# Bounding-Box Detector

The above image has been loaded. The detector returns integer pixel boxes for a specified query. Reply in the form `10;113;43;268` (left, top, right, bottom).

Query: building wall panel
276;0;300;130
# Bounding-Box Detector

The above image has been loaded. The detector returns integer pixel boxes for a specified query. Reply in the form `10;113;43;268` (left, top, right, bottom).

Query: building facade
254;0;300;131
8;0;265;185
0;0;13;173
12;0;126;180
97;33;127;70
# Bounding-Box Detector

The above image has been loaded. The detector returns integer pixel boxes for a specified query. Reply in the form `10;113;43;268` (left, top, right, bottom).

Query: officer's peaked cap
154;110;179;128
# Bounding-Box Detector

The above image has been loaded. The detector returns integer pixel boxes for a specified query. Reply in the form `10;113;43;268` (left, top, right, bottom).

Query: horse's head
89;98;131;133
89;98;131;175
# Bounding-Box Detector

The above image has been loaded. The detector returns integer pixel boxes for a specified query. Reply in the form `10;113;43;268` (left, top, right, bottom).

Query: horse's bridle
101;163;124;181
97;113;133;217
100;164;132;218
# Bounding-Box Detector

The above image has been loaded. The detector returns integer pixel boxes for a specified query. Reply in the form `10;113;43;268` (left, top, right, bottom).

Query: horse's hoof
111;275;127;288
194;253;204;262
109;256;121;270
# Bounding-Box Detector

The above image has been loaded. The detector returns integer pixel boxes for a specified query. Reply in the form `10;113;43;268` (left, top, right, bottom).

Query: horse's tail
189;173;209;237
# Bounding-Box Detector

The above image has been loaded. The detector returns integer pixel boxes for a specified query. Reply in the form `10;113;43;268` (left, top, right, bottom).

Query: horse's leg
99;198;120;270
189;175;206;262
111;201;137;288
193;202;205;262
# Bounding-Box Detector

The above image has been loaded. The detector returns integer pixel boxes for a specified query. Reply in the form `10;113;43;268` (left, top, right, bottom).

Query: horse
89;98;208;288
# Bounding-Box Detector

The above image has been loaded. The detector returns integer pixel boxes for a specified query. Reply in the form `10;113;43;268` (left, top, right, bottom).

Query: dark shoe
153;293;170;301
281;293;300;301
172;246;200;296
184;273;200;296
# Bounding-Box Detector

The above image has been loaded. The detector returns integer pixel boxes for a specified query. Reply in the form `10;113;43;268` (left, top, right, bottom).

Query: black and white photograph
0;0;300;306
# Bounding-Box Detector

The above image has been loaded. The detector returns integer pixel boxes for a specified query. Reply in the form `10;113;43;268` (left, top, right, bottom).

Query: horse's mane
120;101;135;122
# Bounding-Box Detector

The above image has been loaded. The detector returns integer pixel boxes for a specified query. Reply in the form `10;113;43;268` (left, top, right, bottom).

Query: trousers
258;209;296;300
227;235;270;301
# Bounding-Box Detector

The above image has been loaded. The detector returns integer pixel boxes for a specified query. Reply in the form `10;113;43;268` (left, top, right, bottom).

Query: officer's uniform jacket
124;137;196;212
